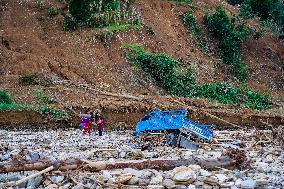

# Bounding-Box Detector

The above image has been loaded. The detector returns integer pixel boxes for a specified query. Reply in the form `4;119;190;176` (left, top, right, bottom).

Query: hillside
0;0;283;127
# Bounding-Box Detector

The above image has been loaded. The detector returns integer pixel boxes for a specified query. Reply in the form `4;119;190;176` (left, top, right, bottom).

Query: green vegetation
48;6;59;17
19;74;51;87
38;106;69;120
105;23;141;33
230;0;284;36
183;11;207;53
0;89;34;111
66;0;140;32
170;0;193;6
0;90;12;104
32;89;57;104
123;43;269;110
204;6;251;81
36;0;44;10
62;15;77;31
146;26;155;36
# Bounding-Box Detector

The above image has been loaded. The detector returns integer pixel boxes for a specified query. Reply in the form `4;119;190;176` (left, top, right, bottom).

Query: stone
200;169;212;177
203;176;219;186
45;184;58;189
102;171;112;180
30;152;40;161
202;184;213;189
50;175;65;184
126;176;139;185
162;178;175;189
147;185;164;189
150;175;163;185
123;168;143;178
59;183;72;189
188;164;201;173
26;176;43;188
116;174;132;184
187;185;196;189
215;174;229;183
220;181;234;188
235;178;242;187
172;166;196;184
241;179;256;189
138;178;151;186
72;183;84;189
255;178;268;186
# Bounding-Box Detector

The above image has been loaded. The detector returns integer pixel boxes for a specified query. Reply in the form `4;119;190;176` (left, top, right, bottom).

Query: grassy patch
183;11;207;53
19;74;52;87
204;6;251;81
105;23;141;33
122;43;270;110
38;106;69;120
32;89;57;104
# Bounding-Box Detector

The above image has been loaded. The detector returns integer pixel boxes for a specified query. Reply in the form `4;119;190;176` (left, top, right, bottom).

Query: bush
38;106;69;120
183;11;207;53
62;15;77;31
33;90;57;104
246;0;273;19
146;26;155;35
205;6;250;81
227;0;245;5
124;44;269;109
69;0;93;22
19;74;51;87
0;90;12;104
48;6;59;17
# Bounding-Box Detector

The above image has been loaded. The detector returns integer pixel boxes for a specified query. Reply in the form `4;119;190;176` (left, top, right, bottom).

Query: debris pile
0;129;283;189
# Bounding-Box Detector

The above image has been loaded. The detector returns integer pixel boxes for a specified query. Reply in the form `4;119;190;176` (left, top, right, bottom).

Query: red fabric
96;118;105;131
82;124;91;135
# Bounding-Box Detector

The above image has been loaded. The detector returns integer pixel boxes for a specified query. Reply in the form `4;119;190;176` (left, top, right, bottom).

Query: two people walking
80;110;105;136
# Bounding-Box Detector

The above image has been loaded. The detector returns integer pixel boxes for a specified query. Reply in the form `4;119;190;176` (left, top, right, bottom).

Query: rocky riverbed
0;128;283;189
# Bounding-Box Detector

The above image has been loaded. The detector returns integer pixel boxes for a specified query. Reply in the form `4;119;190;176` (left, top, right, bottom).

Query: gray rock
203;176;219;186
72;183;84;189
147;185;164;189
187;185;196;189
241;179;256;189
26;176;43;189
173;166;196;184
30;152;40;161
50;175;65;184
0;153;10;161
150;175;163;185
126;176;139;185
45;184;58;189
162;178;175;189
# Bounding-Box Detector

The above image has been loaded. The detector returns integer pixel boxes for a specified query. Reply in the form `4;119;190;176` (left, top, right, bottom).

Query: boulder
241;179;256;189
203;176;219;186
162;178;175;189
116;174;132;184
172;166;196;184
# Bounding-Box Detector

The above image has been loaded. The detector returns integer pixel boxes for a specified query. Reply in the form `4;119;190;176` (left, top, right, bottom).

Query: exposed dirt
0;0;283;128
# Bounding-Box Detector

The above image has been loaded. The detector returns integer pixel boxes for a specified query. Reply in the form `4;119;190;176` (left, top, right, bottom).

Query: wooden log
0;157;236;173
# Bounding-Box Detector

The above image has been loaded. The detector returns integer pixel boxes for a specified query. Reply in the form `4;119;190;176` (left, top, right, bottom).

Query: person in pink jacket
95;115;105;136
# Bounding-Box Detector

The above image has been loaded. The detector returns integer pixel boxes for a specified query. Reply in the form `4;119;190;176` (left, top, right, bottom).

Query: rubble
0;129;283;189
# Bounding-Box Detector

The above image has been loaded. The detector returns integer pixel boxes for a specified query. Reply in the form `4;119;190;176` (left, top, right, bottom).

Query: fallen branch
0;157;237;173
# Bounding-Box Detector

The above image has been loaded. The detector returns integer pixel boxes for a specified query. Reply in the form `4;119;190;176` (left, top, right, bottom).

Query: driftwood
0;157;237;173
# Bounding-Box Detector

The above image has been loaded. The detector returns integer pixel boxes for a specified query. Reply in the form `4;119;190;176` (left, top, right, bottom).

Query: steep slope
0;0;283;99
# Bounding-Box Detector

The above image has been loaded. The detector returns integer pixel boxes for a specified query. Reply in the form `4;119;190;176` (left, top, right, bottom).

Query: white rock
187;185;196;189
126;176;139;185
215;173;229;183
147;185;164;189
162;178;175;189
45;184;58;189
188;164;201;173
150;175;163;185
235;178;242;187
173;166;196;184
200;169;212;177
102;171;112;180
241;179;256;189
72;183;84;189
50;176;64;184
203;176;219;186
